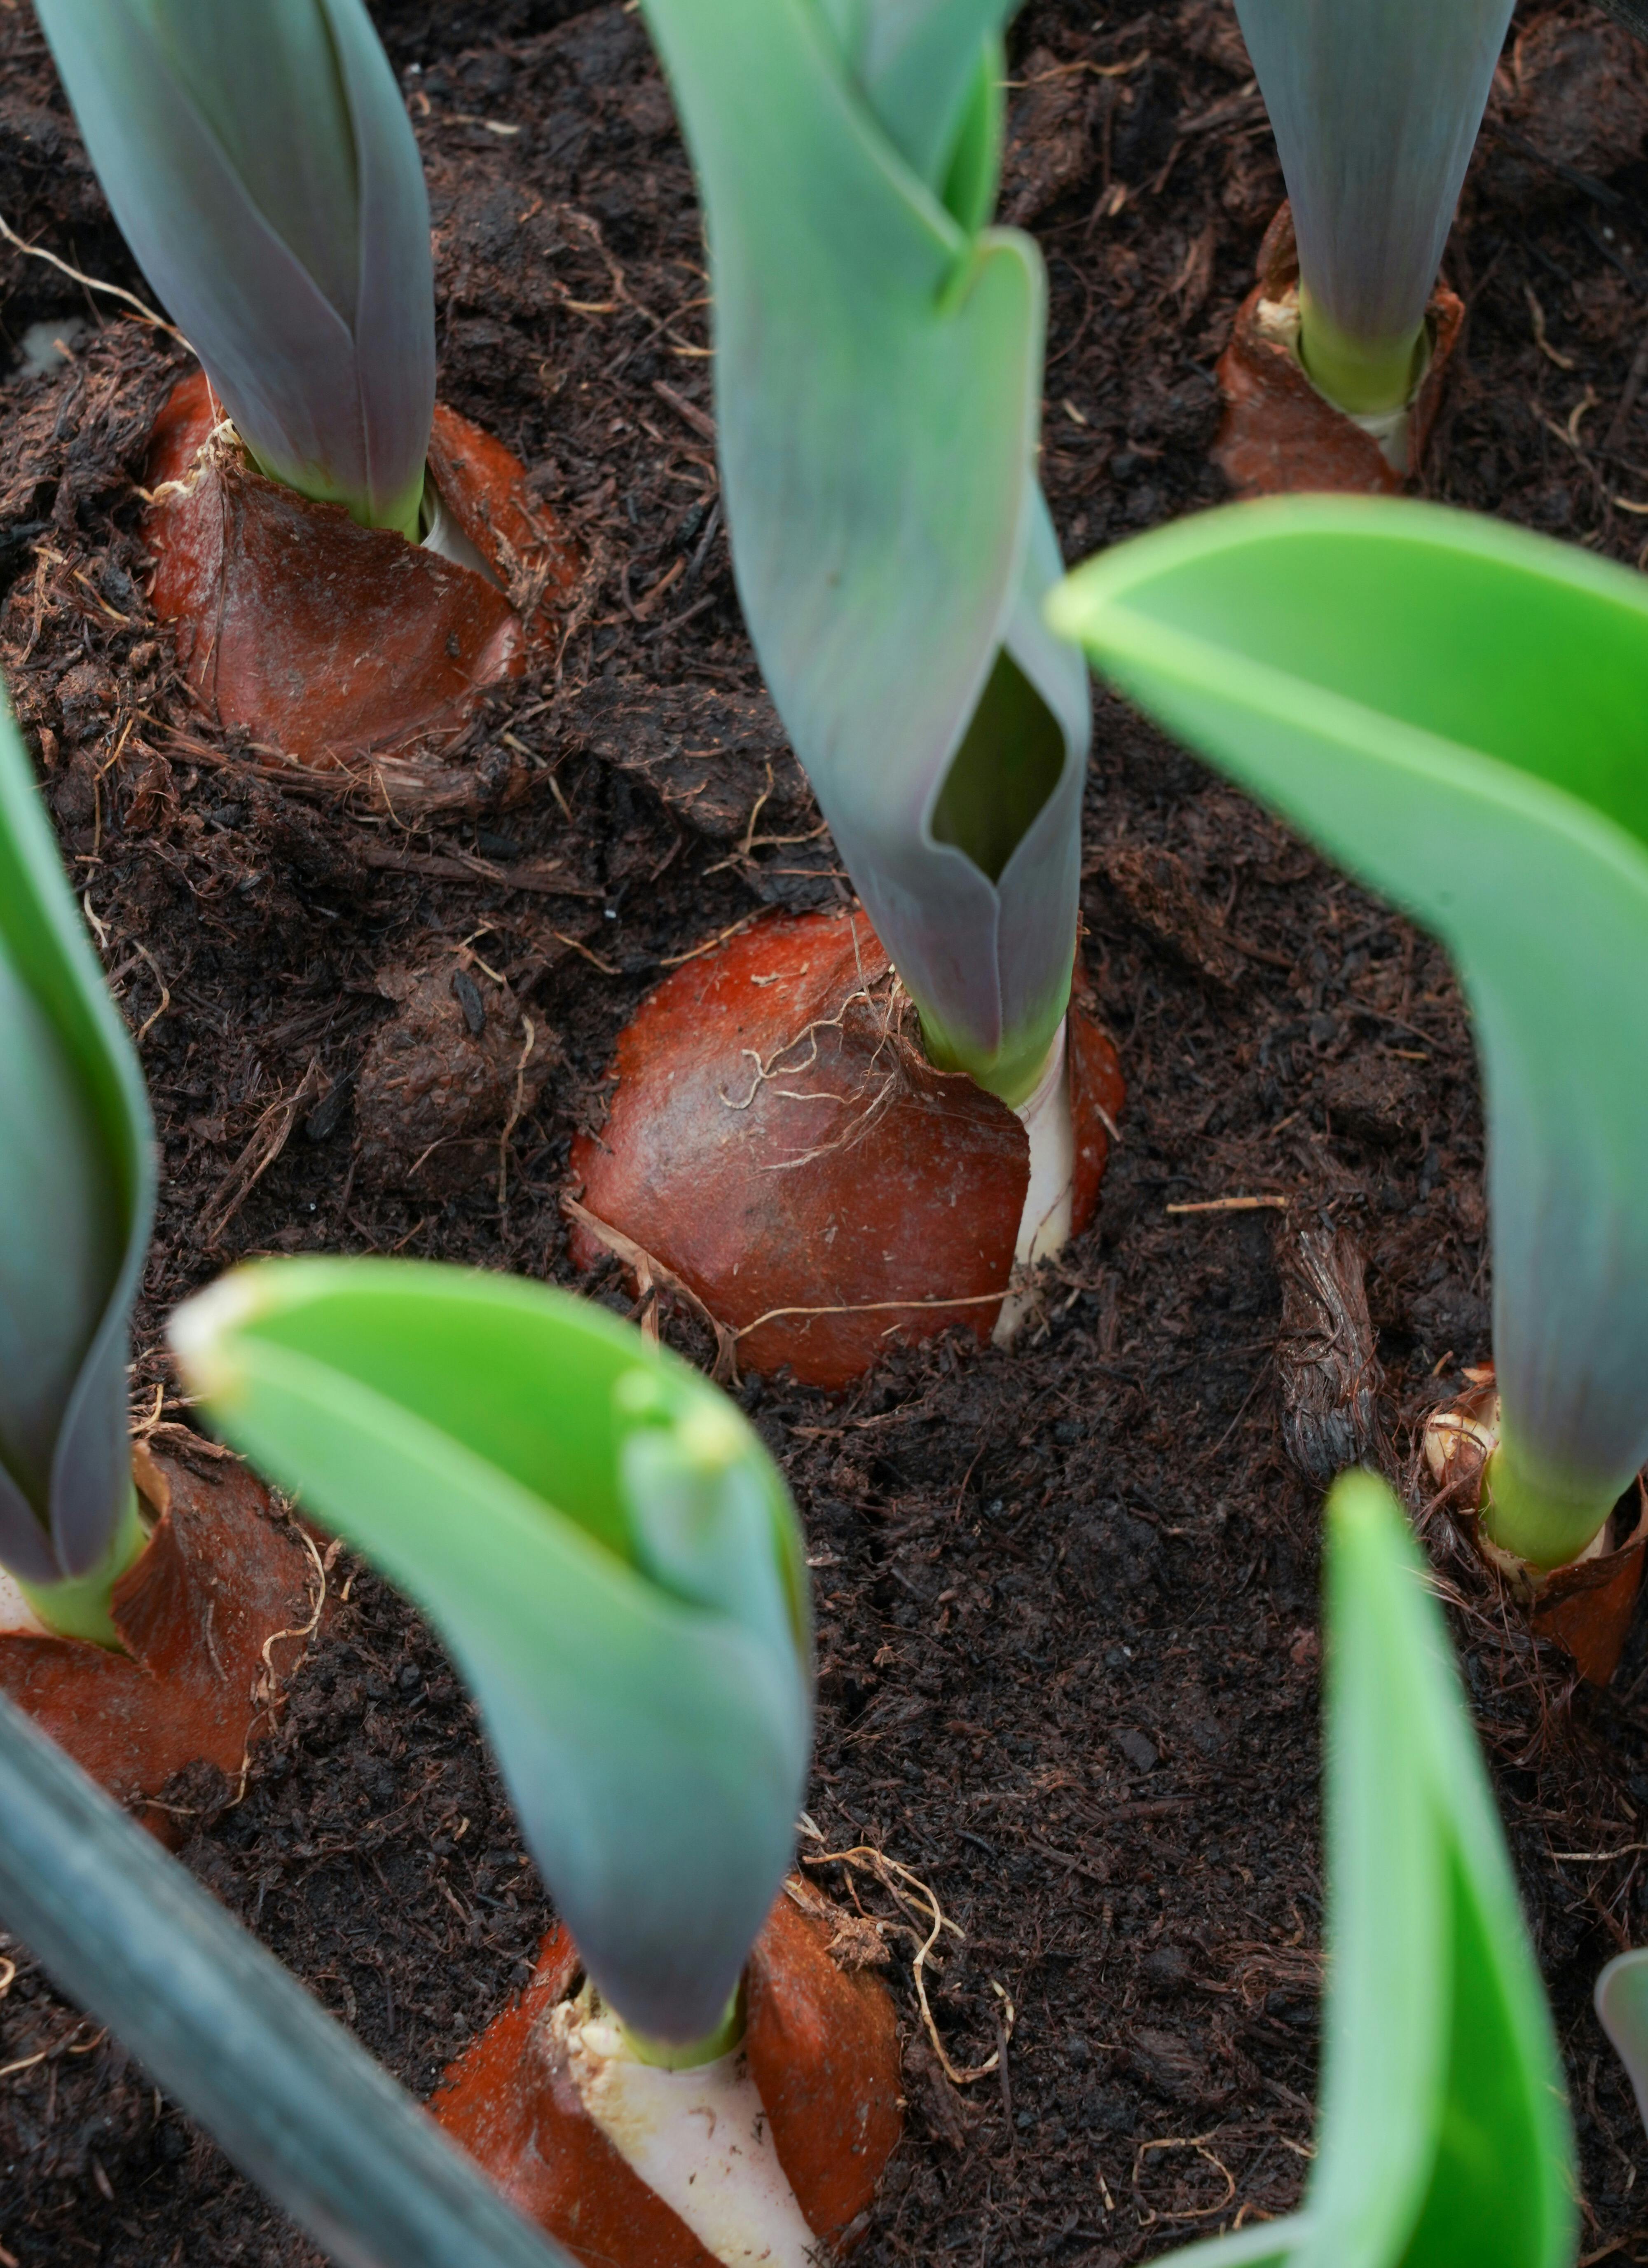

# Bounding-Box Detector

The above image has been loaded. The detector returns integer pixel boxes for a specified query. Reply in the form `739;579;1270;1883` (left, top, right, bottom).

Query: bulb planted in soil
1213;206;1463;497
143;370;580;776
1423;1369;1648;1685
434;1882;903;2268
0;1443;318;1832
566;908;1124;1388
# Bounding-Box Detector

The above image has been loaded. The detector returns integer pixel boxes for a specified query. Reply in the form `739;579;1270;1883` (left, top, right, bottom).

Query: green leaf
0;1686;574;2268
0;694;152;1586
1140;1473;1574;2268
1233;0;1511;388
638;0;1087;1103
35;0;434;536
171;1259;812;2045
1050;496;1648;1565
852;2;1013;199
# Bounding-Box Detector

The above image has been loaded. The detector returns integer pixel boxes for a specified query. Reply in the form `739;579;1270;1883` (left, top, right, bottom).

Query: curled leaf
0;695;152;1584
639;0;1088;1103
1052;496;1648;1560
1141;1472;1573;2267
172;1259;812;2044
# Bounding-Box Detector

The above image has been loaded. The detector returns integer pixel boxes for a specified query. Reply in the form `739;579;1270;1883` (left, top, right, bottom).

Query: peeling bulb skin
552;1992;819;2268
1422;1377;1648;1686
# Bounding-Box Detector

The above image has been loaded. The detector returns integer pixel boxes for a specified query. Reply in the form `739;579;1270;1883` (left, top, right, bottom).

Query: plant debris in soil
4;2;1648;2262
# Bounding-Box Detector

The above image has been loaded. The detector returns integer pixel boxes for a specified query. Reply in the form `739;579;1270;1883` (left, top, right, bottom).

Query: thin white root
993;1019;1075;1346
548;1995;818;2267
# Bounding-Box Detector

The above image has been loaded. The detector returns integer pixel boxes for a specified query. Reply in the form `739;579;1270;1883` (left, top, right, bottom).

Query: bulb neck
615;1982;744;2071
1480;1429;1620;1572
16;1485;148;1649
1296;284;1424;418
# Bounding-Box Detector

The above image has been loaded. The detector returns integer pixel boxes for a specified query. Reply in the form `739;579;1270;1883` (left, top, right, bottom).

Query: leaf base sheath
16;1489;146;1648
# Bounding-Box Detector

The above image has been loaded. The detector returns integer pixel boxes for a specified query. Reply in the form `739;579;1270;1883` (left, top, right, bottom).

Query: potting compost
2;0;1648;2260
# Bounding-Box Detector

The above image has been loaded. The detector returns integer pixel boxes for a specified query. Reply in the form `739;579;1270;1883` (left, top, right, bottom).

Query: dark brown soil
3;3;1648;2262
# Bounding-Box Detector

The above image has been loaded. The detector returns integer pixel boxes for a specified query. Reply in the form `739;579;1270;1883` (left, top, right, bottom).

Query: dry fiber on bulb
568;909;1124;1389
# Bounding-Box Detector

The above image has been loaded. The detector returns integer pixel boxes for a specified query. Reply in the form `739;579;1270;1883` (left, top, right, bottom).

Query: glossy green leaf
1051;496;1648;1566
637;0;1087;1105
0;1685;573;2268
1145;1473;1574;2268
171;1259;812;2046
0;692;152;1589
1233;0;1511;399
35;0;434;536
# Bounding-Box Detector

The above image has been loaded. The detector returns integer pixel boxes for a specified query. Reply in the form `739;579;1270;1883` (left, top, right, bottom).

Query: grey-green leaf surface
638;0;1088;1103
1597;1949;1648;2139
1050;495;1648;1536
0;1686;574;2268
1232;0;1512;352
0;693;152;1583
35;0;434;536
171;1259;812;2045
1142;1472;1573;2268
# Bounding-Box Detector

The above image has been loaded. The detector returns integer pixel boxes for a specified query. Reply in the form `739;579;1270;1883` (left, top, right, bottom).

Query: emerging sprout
1051;498;1648;1573
170;1259;812;2052
35;0;436;539
1233;0;1512;418
1150;1473;1573;2266
637;0;1088;1108
0;691;153;1643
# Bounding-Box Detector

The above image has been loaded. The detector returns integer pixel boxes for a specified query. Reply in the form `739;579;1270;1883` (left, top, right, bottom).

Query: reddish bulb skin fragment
433;1887;904;2266
567;908;1122;1390
1213;204;1464;500
0;1448;315;1836
143;371;578;769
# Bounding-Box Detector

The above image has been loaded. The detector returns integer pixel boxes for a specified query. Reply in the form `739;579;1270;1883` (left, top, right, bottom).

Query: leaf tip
167;1266;269;1409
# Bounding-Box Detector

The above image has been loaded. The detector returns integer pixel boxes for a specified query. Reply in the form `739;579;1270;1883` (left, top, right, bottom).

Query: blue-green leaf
1051;496;1648;1564
0;1685;573;2268
35;0;434;537
639;0;1086;1104
0;693;152;1585
171;1259;812;2045
1234;0;1512;358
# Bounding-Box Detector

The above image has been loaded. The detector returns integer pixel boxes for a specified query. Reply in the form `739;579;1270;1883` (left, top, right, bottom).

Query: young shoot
1233;0;1512;418
35;0;435;539
637;0;1089;1110
0;690;153;1645
170;1259;812;2061
1051;497;1648;1573
1148;1473;1573;2268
